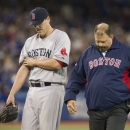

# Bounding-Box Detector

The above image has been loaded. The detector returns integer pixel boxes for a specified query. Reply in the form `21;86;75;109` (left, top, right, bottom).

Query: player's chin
36;30;41;34
37;32;41;35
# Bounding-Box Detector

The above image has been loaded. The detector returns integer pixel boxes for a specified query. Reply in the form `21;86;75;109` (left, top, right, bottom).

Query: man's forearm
23;57;62;70
35;58;62;70
9;65;30;96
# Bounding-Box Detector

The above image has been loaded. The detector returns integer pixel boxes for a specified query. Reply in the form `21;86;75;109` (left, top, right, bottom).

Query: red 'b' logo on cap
31;13;35;20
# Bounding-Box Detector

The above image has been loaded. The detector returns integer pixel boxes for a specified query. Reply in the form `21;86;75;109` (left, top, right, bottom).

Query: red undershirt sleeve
56;60;67;67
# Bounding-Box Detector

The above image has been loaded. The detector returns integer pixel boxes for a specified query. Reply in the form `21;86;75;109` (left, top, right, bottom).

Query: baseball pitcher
6;7;71;130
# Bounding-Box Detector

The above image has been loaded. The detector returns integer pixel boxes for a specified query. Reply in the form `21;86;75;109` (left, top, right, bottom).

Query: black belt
30;82;51;87
30;81;63;87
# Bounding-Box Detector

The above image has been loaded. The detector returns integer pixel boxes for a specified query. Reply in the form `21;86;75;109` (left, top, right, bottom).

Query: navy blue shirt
64;38;130;111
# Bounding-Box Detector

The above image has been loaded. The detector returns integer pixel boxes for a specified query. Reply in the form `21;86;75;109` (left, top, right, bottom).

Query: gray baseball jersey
20;29;71;130
19;29;71;84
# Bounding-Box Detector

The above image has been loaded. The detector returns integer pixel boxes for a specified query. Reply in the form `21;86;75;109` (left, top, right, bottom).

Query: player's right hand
67;100;77;115
6;94;16;107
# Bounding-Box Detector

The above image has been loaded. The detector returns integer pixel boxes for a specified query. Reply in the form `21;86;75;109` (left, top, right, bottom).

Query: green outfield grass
0;121;130;130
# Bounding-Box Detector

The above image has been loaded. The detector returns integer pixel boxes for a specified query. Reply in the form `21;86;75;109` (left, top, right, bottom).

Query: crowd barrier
0;91;130;121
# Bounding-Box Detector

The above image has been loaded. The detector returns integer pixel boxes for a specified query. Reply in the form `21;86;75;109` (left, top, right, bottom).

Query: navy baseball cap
29;7;49;26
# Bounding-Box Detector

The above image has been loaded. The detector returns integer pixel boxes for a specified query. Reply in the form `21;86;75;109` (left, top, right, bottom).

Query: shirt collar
109;37;120;49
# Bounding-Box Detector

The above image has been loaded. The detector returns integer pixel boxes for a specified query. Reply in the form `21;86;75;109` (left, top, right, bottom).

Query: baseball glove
0;103;18;123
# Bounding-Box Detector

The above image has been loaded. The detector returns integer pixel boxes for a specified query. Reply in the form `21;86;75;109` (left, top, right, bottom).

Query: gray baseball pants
21;85;65;130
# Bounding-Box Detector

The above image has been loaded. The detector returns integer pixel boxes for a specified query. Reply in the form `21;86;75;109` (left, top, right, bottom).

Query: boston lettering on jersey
89;57;121;69
27;48;52;58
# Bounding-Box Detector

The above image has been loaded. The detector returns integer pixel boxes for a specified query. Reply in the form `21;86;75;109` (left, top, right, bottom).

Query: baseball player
64;23;130;130
6;7;71;130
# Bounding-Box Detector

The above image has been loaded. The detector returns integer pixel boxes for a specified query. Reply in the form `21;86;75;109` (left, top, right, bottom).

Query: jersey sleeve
19;39;29;65
64;53;87;103
53;32;71;66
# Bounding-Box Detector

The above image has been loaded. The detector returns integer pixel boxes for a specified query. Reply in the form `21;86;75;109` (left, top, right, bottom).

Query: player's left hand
23;57;36;67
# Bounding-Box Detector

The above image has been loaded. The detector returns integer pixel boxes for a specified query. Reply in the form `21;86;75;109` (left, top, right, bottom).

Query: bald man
64;23;130;130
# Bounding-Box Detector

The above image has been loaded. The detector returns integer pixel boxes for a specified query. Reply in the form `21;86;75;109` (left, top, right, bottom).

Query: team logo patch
60;48;68;56
31;13;35;20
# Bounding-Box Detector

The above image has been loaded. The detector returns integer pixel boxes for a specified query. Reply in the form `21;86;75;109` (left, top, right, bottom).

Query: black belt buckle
126;99;130;111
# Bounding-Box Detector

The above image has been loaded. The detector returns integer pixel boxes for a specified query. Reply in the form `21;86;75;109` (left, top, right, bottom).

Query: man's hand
67;100;77;115
23;57;36;67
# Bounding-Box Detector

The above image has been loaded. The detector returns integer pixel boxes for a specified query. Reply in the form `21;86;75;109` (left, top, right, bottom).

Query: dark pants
87;102;129;130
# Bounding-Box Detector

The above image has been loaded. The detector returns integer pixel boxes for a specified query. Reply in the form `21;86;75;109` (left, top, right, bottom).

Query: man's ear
110;34;114;39
46;16;50;22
